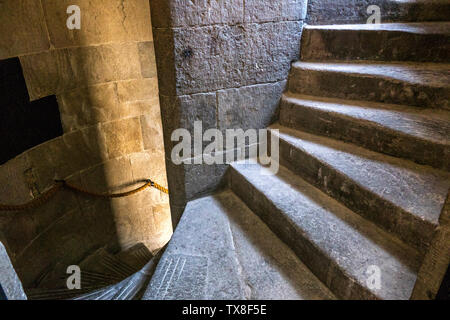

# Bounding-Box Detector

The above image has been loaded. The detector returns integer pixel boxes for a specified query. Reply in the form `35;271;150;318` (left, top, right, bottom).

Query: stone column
0;0;171;288
149;0;308;226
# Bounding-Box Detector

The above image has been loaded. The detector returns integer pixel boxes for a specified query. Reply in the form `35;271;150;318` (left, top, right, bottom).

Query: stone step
26;251;125;296
269;124;450;252
288;61;450;110
75;273;144;301
112;251;163;300
280;93;450;171
73;249;162;300
142;191;335;300
28;245;156;300
113;243;154;275
301;23;450;63
77;248;133;280
307;0;450;25
229;161;422;299
74;254;162;301
72;286;119;301
26;287;101;300
74;273;143;301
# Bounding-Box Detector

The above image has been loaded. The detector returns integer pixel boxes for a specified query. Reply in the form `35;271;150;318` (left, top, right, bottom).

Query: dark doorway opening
0;57;62;165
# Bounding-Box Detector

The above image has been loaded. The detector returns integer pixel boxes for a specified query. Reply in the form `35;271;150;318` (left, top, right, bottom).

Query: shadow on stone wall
0;0;171;290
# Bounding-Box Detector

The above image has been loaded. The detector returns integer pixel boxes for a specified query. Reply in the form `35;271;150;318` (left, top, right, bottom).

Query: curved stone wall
0;0;171;289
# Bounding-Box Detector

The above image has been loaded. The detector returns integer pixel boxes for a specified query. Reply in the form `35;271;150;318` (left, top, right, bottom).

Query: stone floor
143;190;335;300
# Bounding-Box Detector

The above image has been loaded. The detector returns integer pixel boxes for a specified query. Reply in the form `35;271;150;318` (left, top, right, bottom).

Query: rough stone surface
25;127;106;191
152;28;177;98
278;20;450;299
280;93;450;171
159;93;217;155
164;142;265;216
140;114;164;152
143;191;335;300
306;0;450;25
58;78;160;133
138;42;158;78
165;156;229;206
41;0;152;48
149;0;245;27
151;0;307;222
288;61;450;110
0;242;27;300
14;206;113;288
2;190;79;260
27;244;161;300
301;22;450;63
102;117;144;159
117;78;160;104
58;83;121;132
149;0;307;27
20;43;144;101
218;81;286;130
143;193;245;300
183;161;229;200
72;153;170;252
58;77;162;132
0;1;169;292
270;125;450;252
70;248;163;300
0;0;50;59
244;0;308;23
0;154;34;207
156;22;302;96
230;162;422;300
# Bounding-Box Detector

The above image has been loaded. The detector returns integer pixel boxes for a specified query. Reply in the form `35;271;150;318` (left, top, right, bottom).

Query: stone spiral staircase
5;9;449;301
140;22;450;299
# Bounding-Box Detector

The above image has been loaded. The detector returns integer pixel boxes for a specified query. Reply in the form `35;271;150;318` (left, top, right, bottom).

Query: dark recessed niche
436;264;450;300
0;57;63;165
0;283;6;300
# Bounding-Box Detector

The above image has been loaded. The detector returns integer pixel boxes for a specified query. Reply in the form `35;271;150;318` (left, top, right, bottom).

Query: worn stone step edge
113;249;164;300
269;125;449;252
229;161;421;300
142;191;336;300
288;61;450;110
301;22;450;63
279;93;450;171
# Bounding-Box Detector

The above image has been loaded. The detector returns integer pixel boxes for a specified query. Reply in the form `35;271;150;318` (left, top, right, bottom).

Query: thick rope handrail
0;183;64;212
0;179;168;212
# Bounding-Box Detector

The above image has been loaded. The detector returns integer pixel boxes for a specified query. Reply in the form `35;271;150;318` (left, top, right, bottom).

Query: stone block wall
306;0;450;25
0;0;171;289
149;0;307;225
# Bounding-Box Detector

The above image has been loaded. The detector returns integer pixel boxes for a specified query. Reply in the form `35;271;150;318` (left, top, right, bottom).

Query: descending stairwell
17;7;449;301
141;17;450;299
26;244;161;300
